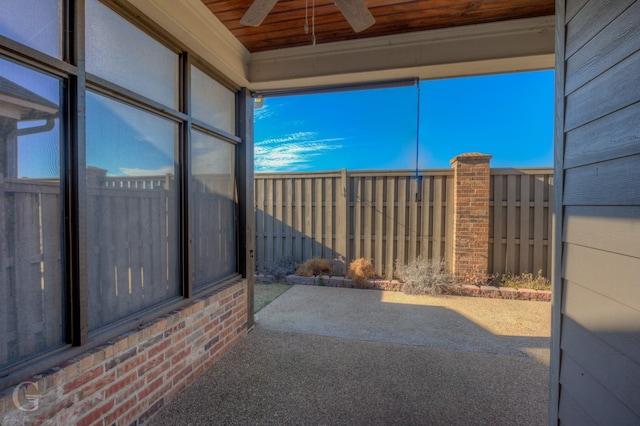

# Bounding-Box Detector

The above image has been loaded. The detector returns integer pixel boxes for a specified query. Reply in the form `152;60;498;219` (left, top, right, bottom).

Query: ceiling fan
240;0;375;33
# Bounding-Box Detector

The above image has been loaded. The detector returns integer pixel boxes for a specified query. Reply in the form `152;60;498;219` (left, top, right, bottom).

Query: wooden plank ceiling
202;0;555;53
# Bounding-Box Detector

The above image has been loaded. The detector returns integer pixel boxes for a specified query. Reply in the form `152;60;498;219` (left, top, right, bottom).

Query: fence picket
385;177;396;279
353;177;362;260
294;179;303;262
265;179;274;263
533;175;545;274
397;177;407;275
519;175;531;273
421;176;431;259
325;177;334;259
304;179;313;260
432;176;443;261
274;179;283;260
408;177;418;262
284;178;293;259
363;177;373;260
255;178;265;266
375;177;385;277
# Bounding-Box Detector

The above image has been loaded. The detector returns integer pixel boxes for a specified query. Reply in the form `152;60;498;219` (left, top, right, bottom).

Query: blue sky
254;70;555;172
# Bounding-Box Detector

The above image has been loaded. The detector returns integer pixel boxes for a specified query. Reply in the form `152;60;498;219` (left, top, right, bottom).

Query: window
192;130;236;287
86;0;179;108
85;92;180;330
191;66;236;134
0;0;62;58
0;58;64;369
0;0;242;379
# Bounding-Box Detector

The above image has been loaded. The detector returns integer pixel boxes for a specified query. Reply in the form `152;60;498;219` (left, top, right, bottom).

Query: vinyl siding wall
553;0;640;423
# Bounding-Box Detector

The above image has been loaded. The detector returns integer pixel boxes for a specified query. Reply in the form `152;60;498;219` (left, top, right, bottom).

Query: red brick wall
450;153;492;279
0;280;248;426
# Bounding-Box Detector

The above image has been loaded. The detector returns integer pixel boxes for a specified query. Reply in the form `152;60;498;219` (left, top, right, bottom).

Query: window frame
0;0;244;388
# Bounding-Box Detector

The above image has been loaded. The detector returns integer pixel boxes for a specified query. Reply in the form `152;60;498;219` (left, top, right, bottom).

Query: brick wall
450;153;492;278
0;280;248;426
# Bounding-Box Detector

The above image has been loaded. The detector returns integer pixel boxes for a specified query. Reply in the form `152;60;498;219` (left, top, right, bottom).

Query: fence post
449;153;492;279
334;169;349;275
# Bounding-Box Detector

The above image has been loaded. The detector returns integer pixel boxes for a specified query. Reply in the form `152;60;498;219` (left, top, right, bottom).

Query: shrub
500;270;550;291
400;257;453;295
347;258;376;288
295;258;333;277
257;256;297;280
331;255;347;276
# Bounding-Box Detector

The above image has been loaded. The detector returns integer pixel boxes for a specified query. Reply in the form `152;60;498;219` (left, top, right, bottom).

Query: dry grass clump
347;258;376;287
500;270;550;291
295;258;333;277
400;257;453;295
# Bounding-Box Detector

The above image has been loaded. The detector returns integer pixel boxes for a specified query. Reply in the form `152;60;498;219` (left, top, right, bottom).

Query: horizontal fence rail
255;168;553;279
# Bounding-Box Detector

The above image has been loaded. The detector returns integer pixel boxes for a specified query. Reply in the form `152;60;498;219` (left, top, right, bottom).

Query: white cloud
254;103;276;121
255;131;344;172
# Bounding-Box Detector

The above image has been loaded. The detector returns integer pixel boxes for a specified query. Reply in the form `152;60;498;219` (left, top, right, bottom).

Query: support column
450;153;492;278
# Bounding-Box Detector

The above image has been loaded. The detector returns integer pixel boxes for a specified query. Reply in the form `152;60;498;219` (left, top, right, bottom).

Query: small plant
347;258;376;288
257;256;297;281
295;257;333;277
400;256;453;295
331;255;347;276
500;270;550;291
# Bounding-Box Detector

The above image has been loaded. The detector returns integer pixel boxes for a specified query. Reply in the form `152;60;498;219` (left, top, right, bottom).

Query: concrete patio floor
149;285;551;425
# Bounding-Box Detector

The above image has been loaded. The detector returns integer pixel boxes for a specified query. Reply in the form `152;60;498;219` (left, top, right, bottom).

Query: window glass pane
0;58;64;369
86;91;179;330
192;130;236;287
86;0;178;108
191;66;236;134
0;0;61;58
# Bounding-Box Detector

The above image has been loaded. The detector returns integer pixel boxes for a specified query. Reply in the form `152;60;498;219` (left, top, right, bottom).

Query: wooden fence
255;168;553;279
489;169;554;278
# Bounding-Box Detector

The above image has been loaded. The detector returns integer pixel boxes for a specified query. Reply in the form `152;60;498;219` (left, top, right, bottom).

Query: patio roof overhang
128;0;555;92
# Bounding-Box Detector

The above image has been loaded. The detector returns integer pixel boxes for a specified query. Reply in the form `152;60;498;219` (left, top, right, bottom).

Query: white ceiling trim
249;16;555;90
125;1;554;91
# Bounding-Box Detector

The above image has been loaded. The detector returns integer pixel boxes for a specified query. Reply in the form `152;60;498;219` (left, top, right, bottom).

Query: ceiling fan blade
240;0;280;27
333;0;375;33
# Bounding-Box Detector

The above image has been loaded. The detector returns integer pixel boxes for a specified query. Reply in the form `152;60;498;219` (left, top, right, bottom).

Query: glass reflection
0;58;63;368
191;130;236;287
86;91;179;330
191;66;236;134
86;0;178;108
0;0;61;58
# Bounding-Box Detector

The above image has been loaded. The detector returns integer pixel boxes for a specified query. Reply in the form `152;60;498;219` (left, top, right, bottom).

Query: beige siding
553;0;640;423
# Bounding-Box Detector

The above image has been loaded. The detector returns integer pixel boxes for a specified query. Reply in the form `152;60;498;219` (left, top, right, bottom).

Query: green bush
400;257;453;295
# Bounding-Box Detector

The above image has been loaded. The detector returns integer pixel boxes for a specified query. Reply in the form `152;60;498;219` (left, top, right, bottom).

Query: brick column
450;153;492;279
